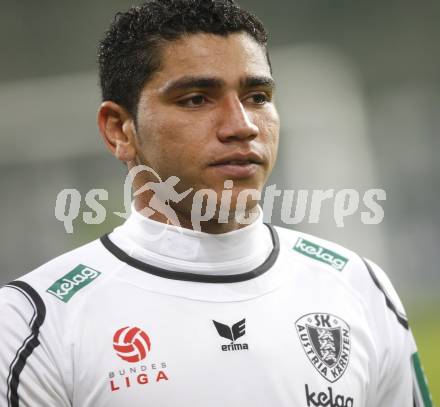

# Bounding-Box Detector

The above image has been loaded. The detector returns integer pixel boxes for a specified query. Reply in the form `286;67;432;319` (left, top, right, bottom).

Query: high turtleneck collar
108;204;274;275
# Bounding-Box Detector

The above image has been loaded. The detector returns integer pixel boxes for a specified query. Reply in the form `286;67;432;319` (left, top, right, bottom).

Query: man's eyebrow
241;76;276;90
161;76;226;94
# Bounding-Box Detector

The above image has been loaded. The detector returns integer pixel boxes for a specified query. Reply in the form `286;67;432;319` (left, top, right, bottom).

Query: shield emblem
296;313;351;382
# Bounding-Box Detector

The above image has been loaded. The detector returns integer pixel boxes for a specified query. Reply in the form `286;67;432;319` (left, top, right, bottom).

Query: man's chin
213;188;261;220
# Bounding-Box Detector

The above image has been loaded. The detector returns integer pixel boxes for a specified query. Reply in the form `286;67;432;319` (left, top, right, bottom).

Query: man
0;1;433;406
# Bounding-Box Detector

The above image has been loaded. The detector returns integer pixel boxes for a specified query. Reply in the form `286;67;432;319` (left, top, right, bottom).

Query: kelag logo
305;384;354;407
46;264;101;302
293;238;348;271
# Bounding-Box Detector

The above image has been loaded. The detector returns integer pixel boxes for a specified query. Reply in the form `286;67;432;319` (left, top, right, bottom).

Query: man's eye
178;95;207;107
248;93;269;105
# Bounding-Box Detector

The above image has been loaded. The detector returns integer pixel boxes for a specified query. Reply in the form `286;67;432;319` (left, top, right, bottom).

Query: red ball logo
113;326;151;363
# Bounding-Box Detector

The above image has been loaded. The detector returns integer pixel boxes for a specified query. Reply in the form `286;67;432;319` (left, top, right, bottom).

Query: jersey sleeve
0;281;71;407
363;259;433;407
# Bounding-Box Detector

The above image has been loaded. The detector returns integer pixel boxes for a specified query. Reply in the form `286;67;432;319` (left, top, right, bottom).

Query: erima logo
294;238;348;271
46;264;101;302
212;319;249;351
305;384;353;407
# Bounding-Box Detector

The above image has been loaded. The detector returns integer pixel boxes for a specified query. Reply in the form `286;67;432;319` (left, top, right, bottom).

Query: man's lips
208;153;264;178
209;152;264;166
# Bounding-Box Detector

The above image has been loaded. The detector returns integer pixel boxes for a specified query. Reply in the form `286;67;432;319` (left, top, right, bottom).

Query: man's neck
134;197;260;234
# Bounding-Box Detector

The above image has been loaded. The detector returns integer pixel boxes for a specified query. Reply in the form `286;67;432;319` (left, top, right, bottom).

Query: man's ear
97;101;137;162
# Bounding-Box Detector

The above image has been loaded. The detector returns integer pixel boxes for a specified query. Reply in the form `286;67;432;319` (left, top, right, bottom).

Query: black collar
100;223;280;283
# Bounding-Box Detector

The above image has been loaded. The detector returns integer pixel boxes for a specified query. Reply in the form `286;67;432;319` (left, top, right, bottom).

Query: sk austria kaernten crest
295;313;351;383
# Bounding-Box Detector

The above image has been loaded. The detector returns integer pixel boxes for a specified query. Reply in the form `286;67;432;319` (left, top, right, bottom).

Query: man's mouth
210;152;264;167
213;160;258;166
209;153;263;178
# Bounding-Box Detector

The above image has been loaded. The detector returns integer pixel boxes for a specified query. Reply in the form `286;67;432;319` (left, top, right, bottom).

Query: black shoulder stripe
5;281;46;407
413;390;419;407
362;258;409;330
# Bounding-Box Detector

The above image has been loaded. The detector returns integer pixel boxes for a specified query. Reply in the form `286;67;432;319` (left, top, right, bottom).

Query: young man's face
132;32;279;219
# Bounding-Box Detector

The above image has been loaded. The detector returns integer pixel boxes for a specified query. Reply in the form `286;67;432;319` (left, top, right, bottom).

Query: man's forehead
150;32;271;88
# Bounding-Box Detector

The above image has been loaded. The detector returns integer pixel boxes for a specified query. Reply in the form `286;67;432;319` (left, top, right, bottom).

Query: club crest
295;313;351;383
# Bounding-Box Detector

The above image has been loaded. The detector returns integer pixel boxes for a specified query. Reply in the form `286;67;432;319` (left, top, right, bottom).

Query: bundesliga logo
109;326;169;392
113;326;151;363
296;313;351;383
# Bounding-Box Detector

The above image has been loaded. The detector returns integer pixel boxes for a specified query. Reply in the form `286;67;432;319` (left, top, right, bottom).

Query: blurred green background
1;0;438;402
411;308;439;404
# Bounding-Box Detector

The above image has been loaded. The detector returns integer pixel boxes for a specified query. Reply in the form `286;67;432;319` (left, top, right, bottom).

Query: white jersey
0;210;433;407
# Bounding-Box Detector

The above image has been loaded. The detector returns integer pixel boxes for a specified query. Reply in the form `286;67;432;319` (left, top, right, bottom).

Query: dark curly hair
98;0;269;120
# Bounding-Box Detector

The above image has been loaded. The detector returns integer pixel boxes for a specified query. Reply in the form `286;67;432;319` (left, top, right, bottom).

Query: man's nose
216;96;259;142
